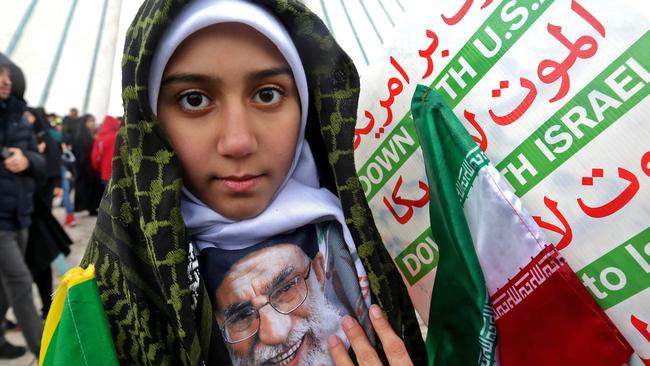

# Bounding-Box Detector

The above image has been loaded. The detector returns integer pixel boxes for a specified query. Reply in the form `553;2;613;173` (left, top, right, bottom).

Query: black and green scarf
82;1;426;364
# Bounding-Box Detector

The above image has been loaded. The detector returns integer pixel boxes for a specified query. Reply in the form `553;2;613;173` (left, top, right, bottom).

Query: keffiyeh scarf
82;1;425;364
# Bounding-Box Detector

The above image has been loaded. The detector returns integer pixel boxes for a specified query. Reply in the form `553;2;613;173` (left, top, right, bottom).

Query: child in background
81;1;424;364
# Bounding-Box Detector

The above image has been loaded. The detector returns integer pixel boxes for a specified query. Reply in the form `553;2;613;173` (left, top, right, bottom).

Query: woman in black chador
72;114;101;215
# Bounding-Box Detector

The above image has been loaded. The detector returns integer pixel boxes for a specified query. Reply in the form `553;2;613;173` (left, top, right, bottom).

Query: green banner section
358;117;418;201
576;227;650;310
432;0;554;108
496;31;650;196
395;227;439;285
359;0;554;200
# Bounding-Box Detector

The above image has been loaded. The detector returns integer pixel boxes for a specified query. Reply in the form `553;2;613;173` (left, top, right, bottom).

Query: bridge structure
0;0;414;118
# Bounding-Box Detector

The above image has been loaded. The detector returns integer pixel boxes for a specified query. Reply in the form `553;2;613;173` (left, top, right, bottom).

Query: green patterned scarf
82;1;425;364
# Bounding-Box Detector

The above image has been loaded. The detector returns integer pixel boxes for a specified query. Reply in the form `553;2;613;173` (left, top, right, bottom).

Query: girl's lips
219;175;262;192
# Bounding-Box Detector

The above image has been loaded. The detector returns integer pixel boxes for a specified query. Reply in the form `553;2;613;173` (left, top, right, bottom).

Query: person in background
72;114;102;216
0;52;44;360
46;113;57;129
55;118;77;226
44;114;74;273
23;107;62;207
62;107;80;140
60;144;76;226
91;115;120;186
48;114;76;226
23;107;72;318
47;113;59;134
46;115;76;225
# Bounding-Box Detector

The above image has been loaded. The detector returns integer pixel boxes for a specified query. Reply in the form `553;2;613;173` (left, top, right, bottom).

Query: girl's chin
209;199;269;220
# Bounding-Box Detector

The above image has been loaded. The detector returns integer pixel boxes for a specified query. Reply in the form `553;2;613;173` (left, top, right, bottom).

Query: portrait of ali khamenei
199;223;375;366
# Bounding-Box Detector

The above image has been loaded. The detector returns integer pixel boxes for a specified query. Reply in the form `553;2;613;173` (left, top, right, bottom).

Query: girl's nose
216;104;257;158
257;306;292;346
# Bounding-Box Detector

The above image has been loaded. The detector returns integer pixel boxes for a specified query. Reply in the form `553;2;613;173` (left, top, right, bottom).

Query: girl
82;0;425;364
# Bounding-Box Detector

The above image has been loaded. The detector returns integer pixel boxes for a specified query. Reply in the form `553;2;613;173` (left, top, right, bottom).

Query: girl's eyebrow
161;73;218;87
161;67;292;88
248;66;292;81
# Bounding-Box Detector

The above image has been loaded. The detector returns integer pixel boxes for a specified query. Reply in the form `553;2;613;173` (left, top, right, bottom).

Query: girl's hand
328;304;414;366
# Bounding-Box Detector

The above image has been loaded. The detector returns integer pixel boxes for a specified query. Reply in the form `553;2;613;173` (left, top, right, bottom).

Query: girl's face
158;23;301;220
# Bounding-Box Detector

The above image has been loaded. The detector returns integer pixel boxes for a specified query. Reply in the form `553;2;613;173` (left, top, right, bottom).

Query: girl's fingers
328;335;354;366
329;309;413;366
341;315;382;366
368;305;413;366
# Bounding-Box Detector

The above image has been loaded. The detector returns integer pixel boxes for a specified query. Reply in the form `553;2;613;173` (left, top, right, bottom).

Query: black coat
23;107;71;274
25;194;72;275
72;115;104;213
26;107;62;208
72;116;102;213
28;107;62;188
0;96;46;230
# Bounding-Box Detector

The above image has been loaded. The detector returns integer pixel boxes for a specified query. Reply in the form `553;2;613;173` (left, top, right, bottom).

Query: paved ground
1;203;95;366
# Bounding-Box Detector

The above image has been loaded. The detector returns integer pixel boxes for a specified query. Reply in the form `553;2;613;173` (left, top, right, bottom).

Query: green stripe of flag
411;84;494;366
41;277;118;366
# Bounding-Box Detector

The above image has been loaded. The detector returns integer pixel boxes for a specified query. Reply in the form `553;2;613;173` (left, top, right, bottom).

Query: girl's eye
252;87;283;105
178;92;211;111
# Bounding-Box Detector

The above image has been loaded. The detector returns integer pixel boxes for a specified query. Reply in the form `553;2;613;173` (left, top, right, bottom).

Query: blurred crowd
0;52;120;360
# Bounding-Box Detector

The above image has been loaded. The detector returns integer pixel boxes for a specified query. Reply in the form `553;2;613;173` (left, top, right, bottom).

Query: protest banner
353;0;650;361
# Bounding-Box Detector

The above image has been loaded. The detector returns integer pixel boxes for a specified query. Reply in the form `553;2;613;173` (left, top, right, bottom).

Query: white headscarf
148;0;358;254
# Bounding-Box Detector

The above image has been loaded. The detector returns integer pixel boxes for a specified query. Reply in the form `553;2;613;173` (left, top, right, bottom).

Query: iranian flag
39;265;118;366
411;84;633;366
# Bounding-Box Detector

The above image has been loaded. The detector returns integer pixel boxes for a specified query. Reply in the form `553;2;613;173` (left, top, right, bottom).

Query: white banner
353;0;650;360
